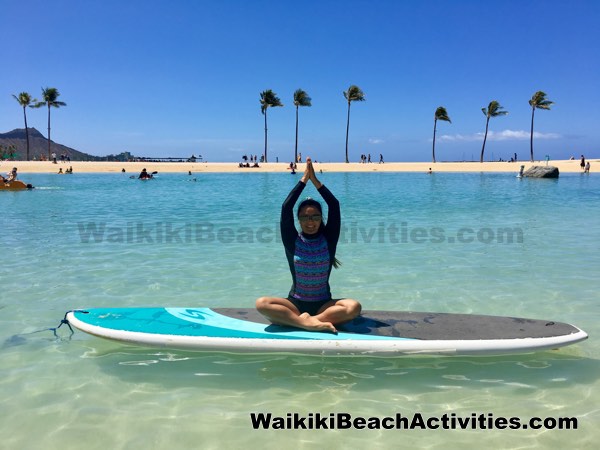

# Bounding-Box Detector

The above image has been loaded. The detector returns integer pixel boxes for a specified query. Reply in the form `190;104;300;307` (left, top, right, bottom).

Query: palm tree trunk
345;102;351;163
295;105;299;164
47;105;51;160
23;106;30;161
264;109;268;163
432;119;437;163
480;118;490;163
530;107;535;162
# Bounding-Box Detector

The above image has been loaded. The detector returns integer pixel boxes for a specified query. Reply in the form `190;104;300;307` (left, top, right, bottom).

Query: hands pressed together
300;157;322;189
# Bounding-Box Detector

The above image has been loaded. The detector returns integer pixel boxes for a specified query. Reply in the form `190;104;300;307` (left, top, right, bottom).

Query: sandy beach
2;159;596;174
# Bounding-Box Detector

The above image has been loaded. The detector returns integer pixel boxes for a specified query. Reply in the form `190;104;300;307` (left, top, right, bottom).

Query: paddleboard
66;307;588;356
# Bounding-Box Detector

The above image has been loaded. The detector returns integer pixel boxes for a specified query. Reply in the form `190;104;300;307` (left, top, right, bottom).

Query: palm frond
41;87;60;102
483;100;508;117
260;89;283;114
529;91;554;110
435;106;451;123
343;85;365;102
293;89;312;107
13;92;33;106
35;87;67;108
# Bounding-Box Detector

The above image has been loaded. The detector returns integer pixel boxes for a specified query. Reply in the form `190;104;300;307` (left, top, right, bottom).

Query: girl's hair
297;198;342;269
297;198;322;216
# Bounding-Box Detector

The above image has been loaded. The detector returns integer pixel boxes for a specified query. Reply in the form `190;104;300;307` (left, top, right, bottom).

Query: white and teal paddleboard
66;307;587;356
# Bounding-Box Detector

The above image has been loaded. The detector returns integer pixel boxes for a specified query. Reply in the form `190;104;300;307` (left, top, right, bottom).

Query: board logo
165;308;212;324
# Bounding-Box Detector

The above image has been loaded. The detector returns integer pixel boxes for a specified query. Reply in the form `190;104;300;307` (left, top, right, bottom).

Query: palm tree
528;91;554;162
12;92;35;161
343;85;365;163
33;87;67;159
432;106;451;163
480;100;508;163
259;90;283;163
293;89;312;163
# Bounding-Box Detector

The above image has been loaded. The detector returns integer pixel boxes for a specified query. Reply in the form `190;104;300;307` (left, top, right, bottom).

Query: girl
256;158;361;332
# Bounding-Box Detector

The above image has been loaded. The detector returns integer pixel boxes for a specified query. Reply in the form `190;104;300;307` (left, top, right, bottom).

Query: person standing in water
256;157;361;333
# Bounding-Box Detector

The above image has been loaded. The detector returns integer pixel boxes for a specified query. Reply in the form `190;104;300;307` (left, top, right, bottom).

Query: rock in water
523;166;559;178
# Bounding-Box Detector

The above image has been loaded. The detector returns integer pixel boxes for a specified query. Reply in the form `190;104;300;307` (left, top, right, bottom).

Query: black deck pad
214;309;580;340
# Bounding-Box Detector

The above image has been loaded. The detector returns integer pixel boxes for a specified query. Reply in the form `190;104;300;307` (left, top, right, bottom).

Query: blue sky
1;0;599;162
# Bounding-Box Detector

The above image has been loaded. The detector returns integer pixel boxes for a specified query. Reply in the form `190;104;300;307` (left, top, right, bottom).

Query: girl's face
298;205;322;235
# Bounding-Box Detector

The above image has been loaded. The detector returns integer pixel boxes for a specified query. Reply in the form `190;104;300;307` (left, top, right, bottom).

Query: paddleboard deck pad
66;307;588;356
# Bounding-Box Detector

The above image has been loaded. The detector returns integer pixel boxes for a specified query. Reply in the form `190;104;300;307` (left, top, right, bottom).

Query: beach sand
2;159;596;174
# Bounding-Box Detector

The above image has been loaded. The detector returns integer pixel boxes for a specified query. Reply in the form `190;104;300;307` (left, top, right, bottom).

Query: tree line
11;85;552;164
12;87;66;161
260;86;553;163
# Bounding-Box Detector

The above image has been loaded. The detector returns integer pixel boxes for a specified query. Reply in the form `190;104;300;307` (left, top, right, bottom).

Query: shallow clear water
1;171;598;449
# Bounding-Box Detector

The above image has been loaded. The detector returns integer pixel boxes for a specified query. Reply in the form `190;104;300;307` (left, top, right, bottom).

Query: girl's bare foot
298;313;337;333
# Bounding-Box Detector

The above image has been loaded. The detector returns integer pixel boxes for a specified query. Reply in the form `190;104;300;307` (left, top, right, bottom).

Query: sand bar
1;159;596;174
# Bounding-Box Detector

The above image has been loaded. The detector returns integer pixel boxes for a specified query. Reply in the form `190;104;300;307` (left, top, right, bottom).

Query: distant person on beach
379;154;384;164
51;152;57;164
256;157;361;333
580;155;586;171
584;162;590;173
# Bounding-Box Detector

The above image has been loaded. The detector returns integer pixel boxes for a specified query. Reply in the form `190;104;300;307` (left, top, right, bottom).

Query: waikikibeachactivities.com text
77;221;524;245
249;412;577;431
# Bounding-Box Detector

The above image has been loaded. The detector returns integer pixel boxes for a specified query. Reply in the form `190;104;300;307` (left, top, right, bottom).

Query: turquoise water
1;171;598;449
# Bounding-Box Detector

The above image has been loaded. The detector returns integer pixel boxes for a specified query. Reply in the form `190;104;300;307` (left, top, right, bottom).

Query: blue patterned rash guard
280;181;341;302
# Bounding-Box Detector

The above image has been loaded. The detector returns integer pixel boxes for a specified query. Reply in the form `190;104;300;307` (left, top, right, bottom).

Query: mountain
0;128;104;161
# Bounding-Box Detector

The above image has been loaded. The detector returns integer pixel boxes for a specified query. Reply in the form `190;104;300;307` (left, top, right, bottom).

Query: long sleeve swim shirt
280;181;341;302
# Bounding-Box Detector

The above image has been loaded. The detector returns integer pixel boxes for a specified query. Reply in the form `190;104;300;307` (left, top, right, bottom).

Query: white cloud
368;138;384;144
438;129;561;142
437;133;479;142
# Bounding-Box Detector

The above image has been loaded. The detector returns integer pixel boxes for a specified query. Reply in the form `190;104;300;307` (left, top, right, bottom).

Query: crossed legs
255;297;362;333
